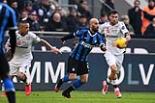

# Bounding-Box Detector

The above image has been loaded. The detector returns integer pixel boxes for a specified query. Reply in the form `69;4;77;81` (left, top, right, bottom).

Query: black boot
62;86;74;98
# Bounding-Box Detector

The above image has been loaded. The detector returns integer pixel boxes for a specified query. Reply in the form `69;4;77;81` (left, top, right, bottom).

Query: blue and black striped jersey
0;3;17;53
70;28;105;61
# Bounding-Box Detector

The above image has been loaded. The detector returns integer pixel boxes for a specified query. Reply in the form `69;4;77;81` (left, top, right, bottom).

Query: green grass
0;91;155;103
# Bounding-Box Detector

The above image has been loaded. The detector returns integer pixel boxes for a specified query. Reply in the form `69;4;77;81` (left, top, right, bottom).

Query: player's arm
61;29;83;43
61;33;75;44
8;8;17;56
120;22;131;43
40;39;61;54
98;34;106;51
125;32;131;42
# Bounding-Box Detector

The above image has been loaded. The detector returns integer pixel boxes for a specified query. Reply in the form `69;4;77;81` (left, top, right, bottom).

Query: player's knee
17;72;27;81
111;65;117;74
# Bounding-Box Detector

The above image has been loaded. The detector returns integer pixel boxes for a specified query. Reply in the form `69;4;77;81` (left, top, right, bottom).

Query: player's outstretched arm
61;34;75;44
40;39;61;54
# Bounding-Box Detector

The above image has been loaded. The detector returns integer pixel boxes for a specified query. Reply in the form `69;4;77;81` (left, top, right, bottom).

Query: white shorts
104;51;124;71
9;61;31;84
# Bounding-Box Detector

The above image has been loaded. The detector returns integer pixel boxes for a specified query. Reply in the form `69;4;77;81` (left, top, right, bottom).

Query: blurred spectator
24;0;34;15
128;0;142;37
29;11;41;31
46;12;67;31
37;0;55;29
121;15;134;36
20;10;30;21
78;15;88;30
78;0;92;20
9;0;19;22
141;0;155;35
69;0;79;5
99;13;108;24
66;8;79;33
100;0;115;15
144;17;155;38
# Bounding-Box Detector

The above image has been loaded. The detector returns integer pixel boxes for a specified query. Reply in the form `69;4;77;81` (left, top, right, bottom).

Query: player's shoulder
100;22;110;26
118;21;125;25
78;27;89;32
1;3;14;12
28;31;37;36
99;22;110;29
75;27;88;34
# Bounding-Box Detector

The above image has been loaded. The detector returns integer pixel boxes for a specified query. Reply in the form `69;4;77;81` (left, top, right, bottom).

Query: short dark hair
108;10;119;16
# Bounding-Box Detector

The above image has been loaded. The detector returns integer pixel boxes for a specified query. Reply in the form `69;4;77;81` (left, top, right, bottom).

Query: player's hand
100;44;107;51
60;38;65;44
5;49;13;61
50;47;62;54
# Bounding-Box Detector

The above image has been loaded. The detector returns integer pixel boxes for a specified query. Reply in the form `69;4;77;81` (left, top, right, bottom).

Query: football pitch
0;91;155;103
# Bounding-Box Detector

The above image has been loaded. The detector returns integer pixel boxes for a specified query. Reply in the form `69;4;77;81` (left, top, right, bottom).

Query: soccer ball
115;37;127;48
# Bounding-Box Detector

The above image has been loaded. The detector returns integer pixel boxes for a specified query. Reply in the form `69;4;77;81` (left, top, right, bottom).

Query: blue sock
62;75;69;82
3;77;15;92
72;79;83;89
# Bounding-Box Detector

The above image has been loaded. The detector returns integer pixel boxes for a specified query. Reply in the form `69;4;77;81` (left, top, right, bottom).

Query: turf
0;91;155;103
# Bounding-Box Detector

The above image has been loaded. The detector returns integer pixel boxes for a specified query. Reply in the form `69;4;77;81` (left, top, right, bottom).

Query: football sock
3;77;15;92
6;91;16;103
3;77;16;103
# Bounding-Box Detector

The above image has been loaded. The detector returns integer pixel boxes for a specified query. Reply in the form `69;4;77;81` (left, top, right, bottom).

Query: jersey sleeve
120;22;129;35
8;7;17;30
98;33;106;45
31;32;41;44
98;23;106;35
73;29;84;38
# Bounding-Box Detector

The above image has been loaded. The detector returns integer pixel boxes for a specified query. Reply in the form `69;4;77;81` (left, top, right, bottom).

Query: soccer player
0;1;17;103
99;10;131;98
5;21;61;96
54;18;106;98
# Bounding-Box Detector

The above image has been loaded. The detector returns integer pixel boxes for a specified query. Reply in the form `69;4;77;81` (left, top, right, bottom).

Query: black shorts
0;54;9;77
67;57;89;75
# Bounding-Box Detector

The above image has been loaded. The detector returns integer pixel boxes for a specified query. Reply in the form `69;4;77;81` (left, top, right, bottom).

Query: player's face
90;20;99;32
19;23;30;35
109;13;119;25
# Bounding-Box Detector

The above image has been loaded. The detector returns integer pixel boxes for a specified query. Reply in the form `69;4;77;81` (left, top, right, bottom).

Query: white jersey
7;31;41;66
99;21;129;55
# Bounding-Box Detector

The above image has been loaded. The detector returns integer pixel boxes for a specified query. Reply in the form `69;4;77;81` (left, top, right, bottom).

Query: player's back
0;3;17;53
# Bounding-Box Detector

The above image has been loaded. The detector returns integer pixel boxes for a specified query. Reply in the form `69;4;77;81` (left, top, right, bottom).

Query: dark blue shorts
67;57;89;75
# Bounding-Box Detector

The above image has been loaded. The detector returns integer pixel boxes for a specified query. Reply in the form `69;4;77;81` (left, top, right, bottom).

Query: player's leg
102;52;117;94
0;55;16;103
18;64;32;96
62;61;89;98
113;54;124;98
1;64;17;96
54;57;77;92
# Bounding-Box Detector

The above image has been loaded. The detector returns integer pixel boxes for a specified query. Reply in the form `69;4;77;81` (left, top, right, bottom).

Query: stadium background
1;0;155;93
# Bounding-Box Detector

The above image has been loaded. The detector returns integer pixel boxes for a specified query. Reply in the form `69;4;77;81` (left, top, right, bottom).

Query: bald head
89;18;99;25
89;18;99;33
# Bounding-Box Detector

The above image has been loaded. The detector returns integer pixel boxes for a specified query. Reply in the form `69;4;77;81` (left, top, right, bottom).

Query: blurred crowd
4;0;155;38
4;0;92;33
